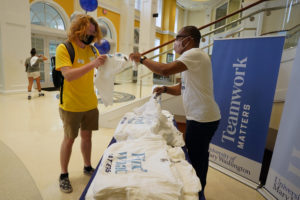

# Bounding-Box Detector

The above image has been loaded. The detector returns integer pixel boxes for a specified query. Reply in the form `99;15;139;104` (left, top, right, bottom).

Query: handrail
201;2;300;38
260;23;300;36
201;28;257;51
142;3;299;57
141;0;268;56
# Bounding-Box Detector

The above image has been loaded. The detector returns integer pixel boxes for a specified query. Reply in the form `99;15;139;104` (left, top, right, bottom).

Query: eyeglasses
175;35;191;40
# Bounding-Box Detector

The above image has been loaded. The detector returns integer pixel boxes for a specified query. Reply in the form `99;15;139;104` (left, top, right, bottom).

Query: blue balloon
80;0;98;12
94;39;111;54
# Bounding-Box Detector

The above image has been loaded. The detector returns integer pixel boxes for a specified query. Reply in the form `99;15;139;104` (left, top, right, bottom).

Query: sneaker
38;93;45;97
59;177;73;193
28;96;31;100
84;166;95;176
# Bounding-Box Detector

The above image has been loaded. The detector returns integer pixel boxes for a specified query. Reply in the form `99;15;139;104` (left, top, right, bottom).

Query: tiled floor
0;83;265;200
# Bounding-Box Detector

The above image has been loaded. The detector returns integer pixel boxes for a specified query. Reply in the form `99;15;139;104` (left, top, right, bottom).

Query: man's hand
153;86;166;96
92;55;107;68
129;52;142;63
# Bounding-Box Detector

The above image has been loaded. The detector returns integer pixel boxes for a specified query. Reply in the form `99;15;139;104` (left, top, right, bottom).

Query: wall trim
99;1;121;14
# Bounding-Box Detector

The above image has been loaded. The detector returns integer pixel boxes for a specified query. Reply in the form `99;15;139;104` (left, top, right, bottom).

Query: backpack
52;41;98;104
52;41;74;88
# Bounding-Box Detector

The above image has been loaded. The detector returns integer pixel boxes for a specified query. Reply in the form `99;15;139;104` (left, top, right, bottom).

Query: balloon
94;39;111;54
80;0;98;12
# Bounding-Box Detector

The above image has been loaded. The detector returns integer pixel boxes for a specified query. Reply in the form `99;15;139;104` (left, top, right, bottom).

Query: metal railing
132;0;300;98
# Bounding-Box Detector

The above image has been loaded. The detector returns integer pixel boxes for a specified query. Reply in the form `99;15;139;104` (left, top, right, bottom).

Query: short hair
182;26;201;46
30;48;36;56
67;14;102;43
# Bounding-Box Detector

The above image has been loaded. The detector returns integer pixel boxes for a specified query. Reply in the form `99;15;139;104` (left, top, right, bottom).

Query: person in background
55;14;107;193
24;48;47;100
129;26;221;200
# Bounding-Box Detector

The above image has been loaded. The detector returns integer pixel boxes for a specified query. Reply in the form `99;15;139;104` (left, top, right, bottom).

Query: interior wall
99;0;122;10
53;0;74;17
97;7;121;52
0;26;3;91
177;6;185;32
187;10;206;28
0;0;31;93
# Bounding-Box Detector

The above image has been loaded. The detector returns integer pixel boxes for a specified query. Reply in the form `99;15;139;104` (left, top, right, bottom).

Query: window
30;2;65;30
97;19;113;40
153;38;161;62
156;0;162;27
135;0;141;10
133;28;139;53
214;3;228;34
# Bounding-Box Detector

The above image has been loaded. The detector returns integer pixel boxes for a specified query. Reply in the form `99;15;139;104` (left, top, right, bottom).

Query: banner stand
209;162;259;189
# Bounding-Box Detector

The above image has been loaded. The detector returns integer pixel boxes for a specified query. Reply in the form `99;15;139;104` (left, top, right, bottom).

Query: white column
119;0;135;55
0;0;31;93
115;0;135;83
138;0;157;85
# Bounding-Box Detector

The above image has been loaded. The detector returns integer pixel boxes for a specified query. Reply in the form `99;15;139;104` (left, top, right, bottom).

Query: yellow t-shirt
55;41;99;112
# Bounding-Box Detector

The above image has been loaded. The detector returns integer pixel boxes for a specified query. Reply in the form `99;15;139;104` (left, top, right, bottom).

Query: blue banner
265;40;300;199
209;37;285;183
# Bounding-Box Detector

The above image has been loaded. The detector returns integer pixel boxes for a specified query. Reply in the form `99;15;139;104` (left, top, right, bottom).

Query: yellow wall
162;0;177;32
134;20;140;28
160;0;176;62
97;7;120;52
29;0;74;17
53;0;74;17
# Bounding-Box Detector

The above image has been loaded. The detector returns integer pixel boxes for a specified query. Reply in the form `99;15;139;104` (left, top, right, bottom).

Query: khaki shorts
27;71;40;79
59;108;99;139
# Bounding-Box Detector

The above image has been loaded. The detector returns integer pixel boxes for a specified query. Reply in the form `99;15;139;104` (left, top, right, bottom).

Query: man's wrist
140;56;147;64
163;86;167;93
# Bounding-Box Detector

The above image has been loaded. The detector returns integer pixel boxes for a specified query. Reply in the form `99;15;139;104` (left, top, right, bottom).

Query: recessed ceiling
176;0;221;11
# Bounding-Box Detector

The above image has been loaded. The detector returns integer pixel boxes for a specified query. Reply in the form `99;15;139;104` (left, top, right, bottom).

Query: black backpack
52;41;74;89
52;41;97;104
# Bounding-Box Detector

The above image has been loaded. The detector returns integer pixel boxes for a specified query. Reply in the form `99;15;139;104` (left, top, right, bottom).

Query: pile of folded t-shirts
85;96;201;200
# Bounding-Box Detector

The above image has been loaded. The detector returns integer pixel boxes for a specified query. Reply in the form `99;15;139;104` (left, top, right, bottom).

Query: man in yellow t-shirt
55;14;107;193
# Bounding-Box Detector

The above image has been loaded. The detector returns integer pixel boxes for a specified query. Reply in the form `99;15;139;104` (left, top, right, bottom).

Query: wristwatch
163;86;167;93
140;56;147;64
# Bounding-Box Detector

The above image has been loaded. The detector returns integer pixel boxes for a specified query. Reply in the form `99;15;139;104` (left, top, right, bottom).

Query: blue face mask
81;35;95;45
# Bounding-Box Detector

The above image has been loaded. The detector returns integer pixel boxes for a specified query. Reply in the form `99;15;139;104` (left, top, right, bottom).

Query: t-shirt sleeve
56;44;72;71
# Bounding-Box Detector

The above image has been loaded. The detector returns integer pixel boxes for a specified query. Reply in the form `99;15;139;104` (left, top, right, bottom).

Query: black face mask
81;35;94;45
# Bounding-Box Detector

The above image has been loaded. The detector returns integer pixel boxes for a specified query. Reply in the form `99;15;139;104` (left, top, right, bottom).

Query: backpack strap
59;41;74;105
63;41;75;64
90;45;98;58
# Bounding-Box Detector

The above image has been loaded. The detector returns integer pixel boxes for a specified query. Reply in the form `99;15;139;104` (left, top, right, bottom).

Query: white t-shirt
177;48;221;122
86;135;184;200
95;53;130;106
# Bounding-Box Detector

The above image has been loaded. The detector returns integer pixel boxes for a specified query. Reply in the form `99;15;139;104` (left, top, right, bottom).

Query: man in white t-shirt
129;26;221;199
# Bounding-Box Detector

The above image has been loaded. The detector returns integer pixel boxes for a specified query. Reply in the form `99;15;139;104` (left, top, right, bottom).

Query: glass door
48;40;62;87
31;36;45;83
31;35;64;88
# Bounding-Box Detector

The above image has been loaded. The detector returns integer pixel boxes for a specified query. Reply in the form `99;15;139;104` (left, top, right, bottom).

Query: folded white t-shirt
86;135;183;200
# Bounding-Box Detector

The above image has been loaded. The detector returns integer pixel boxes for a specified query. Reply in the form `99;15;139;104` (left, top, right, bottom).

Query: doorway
31;35;64;88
